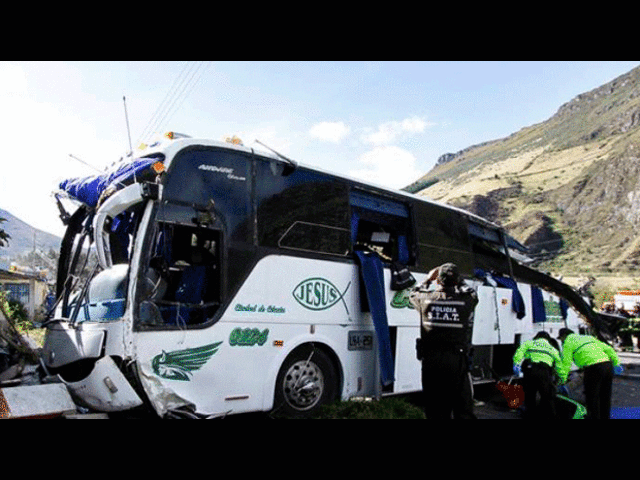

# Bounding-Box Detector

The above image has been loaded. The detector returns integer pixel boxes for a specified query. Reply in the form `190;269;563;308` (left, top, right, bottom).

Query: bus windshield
55;206;100;323
54;191;148;324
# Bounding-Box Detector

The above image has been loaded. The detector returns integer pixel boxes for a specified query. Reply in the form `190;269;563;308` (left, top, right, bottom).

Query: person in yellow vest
513;331;562;419
557;328;623;419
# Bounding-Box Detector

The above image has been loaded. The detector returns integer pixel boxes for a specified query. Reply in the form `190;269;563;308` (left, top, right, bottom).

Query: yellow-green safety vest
513;338;562;376
558;333;620;383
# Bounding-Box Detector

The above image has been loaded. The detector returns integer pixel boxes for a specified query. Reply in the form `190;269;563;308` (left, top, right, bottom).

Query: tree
0;217;9;248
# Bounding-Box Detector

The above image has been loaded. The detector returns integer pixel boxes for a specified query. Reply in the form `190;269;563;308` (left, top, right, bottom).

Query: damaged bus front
42;151;167;414
43;133;266;417
43;134;303;418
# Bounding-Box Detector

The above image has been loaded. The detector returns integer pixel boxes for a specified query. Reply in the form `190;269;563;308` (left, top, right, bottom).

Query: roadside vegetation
313;396;425;419
0;292;40;364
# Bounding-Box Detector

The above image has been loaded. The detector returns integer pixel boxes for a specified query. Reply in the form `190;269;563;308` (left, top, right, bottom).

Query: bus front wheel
273;345;338;418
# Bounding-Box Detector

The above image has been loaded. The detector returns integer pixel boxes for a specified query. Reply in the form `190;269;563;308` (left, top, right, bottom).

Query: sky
1;60;639;239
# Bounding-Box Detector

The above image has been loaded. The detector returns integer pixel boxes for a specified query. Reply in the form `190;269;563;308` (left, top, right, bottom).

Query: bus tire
273;344;338;418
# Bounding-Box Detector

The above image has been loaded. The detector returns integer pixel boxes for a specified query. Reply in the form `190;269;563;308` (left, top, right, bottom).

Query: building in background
0;260;50;319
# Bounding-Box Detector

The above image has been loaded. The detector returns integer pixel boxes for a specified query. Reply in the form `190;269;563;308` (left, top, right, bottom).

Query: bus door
131;146;255;416
135;206;222;329
349;190;417;392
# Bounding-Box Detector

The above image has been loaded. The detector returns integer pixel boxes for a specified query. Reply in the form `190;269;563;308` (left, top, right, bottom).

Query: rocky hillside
406;65;640;276
0;208;61;260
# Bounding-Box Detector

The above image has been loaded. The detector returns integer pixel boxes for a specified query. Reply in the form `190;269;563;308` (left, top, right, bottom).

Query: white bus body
42;135;601;418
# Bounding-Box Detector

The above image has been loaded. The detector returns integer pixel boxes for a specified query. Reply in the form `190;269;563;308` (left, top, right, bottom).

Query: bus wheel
273;345;338;418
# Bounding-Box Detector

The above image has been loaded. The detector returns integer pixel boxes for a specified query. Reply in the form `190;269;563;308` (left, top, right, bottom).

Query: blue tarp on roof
59;157;159;208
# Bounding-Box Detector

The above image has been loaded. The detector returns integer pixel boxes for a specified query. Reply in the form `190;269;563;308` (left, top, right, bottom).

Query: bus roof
57;133;527;253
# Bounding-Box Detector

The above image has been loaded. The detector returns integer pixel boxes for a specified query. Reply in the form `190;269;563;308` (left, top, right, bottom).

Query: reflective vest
410;284;478;348
558;333;620;383
513;338;561;374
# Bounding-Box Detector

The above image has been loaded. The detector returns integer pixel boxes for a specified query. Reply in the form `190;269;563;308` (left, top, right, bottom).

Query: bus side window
255;164;351;257
350;191;413;265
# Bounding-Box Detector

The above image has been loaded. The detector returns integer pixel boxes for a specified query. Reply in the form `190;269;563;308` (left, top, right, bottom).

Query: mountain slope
406;65;640;275
0;208;61;260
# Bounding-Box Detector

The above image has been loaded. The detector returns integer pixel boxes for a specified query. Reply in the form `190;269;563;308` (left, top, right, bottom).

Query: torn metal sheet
137;360;196;417
64;356;143;412
42;324;106;369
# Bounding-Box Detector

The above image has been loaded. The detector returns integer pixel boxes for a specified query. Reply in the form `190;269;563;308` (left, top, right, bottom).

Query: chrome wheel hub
282;360;325;411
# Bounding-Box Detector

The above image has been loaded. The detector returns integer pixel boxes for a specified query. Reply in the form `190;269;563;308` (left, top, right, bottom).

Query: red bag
495;377;524;409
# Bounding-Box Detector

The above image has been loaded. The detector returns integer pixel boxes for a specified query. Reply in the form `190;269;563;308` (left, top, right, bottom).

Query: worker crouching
410;263;478;419
512;331;562;419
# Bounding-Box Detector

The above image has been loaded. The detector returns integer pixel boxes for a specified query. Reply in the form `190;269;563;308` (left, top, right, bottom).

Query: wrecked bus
42;133;608;418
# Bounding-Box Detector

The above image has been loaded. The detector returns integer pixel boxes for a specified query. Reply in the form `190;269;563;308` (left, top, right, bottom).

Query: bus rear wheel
273;345;338;418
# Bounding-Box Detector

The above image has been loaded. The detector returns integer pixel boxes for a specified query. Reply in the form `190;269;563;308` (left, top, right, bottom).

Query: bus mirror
141;183;160;200
281;162;297;176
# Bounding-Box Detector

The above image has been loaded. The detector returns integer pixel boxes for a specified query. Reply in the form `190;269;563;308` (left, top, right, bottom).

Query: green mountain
406;65;640;276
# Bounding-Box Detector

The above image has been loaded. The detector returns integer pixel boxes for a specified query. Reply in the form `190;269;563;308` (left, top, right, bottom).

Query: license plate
348;331;374;351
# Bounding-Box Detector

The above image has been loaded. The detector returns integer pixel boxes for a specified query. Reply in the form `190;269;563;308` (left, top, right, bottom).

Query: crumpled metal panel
136;360;196;417
64;356;143;412
43;325;106;369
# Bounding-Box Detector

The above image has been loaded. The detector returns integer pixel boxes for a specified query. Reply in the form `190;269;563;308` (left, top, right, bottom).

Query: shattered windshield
55;198;146;324
55;206;101;322
53;153;166;324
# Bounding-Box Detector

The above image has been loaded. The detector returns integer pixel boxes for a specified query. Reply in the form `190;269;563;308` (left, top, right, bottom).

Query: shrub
314;397;425;419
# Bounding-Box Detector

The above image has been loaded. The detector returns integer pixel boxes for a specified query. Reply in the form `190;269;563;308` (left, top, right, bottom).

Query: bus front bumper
43;323;143;412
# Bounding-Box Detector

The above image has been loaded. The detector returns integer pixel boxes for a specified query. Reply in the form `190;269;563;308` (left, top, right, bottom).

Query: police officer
512;331;562;419
557;328;623;419
410;263;478;419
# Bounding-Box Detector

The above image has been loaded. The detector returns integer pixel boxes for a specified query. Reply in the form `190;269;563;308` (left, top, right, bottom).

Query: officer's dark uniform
410;263;479;419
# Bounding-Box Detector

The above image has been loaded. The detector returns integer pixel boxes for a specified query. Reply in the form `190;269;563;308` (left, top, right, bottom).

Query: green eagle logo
151;342;222;381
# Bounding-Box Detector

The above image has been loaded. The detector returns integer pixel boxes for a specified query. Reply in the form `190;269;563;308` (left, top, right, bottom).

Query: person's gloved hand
513;365;521;376
614;364;624;375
